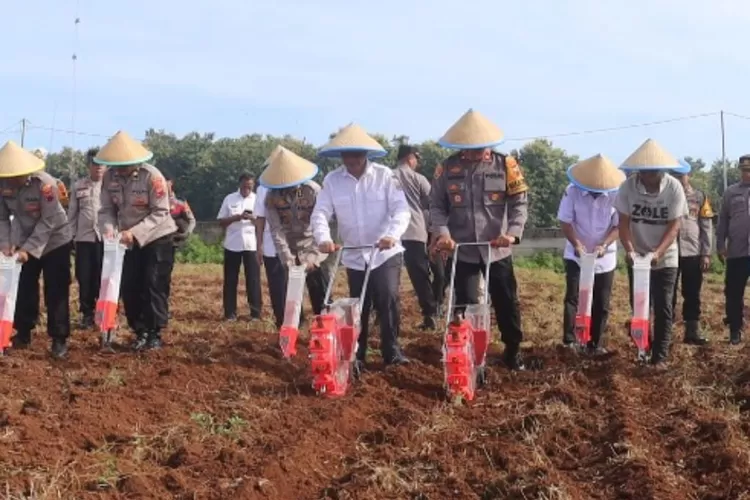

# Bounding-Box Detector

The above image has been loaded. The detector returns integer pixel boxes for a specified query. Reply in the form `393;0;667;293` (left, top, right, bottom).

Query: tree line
43;129;737;228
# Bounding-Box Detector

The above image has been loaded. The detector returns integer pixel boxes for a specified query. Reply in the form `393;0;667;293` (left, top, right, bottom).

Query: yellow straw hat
259;146;319;189
620;138;680;171
438;108;504;149
0;140;45;178
94;130;153;166
318;123;387;158
567;154;626;193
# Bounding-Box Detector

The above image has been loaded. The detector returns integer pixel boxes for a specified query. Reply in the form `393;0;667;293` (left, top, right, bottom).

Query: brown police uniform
716;154;750;343
0;171;72;345
68;176;104;326
673;183;713;342
430;150;529;353
99;163;177;345
265;180;330;317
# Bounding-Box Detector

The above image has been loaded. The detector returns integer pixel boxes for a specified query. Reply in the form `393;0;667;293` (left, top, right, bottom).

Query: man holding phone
217;173;263;321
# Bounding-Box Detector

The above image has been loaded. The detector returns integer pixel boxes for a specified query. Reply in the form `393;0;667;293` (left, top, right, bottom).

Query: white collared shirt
311;162;410;271
216;190;257;252
253;185;277;257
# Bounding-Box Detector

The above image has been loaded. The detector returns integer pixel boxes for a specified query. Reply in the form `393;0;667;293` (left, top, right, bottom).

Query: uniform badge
448;183;460;192
505;157;529;196
453;194;462;203
490;193;501;201
56;180;69;208
133;195;149;207
40;183;55;202
151;176;166;199
449;165;462;174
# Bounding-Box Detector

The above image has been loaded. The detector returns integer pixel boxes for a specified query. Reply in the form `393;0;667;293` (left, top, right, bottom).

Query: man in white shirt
254;183;286;328
216;173;262;321
311;123;411;370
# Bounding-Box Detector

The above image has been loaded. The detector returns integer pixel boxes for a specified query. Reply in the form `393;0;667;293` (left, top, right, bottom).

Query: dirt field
1;263;750;500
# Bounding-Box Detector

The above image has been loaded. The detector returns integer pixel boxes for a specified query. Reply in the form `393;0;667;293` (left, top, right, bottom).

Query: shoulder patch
433;164;444;180
699;196;714;218
56;180;69;207
41;183;55;202
505;158;528;196
151;175;166;199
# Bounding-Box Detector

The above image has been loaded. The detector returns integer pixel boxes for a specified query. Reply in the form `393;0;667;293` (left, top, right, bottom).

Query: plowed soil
2;264;750;500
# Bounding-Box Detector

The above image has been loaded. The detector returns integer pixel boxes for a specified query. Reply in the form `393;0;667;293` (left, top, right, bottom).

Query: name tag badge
76;188;90;199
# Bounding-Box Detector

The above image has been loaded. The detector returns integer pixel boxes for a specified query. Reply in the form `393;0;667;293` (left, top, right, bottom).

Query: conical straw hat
0;141;45;178
671;159;691;175
620;138;679;171
262;145;284;168
438;108;504;149
318;123;387;158
259;146;319;189
94;130;153;166
567;154;626;193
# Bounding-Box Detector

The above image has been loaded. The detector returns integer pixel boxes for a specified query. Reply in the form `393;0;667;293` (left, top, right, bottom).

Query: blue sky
2;0;750;166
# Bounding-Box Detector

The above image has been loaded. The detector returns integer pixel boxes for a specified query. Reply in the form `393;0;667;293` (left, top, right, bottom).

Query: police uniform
96;131;178;351
311;125;412;369
166;192;196;302
716;154;750;344
68;176;104;328
671;166;712;344
430;109;529;370
0;141;72;358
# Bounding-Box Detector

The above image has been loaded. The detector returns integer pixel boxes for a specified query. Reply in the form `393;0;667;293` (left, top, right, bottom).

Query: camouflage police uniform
430;150;529;369
716;154;750;344
265;180;330;316
673;183;713;344
99;163;178;350
68;176;104;328
0;171;72;356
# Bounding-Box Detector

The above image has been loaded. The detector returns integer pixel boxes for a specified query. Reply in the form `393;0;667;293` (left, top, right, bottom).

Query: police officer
430;109;529;370
164;174;196;306
97;131;178;351
670;160;712;345
311;123;411;371
68;147;106;329
261;146;330;317
716;154;750;345
0;141;72;358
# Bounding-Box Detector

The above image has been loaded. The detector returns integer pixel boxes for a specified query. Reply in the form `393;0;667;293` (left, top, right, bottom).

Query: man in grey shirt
615;139;688;368
393;145;439;329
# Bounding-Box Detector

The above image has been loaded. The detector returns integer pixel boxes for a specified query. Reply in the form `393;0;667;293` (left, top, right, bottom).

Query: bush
176;234;224;264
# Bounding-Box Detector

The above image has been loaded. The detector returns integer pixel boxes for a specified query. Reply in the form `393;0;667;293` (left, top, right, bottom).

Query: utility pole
721;110;727;192
20;118;27;147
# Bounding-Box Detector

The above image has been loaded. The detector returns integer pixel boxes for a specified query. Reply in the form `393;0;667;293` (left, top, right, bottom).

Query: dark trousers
672;256;703;322
626;266;678;359
724;257;750;332
122;236;173;334
75;241;103;318
15;243;71;339
347;254;403;362
223;249;262;319
562;260;614;347
454;257;523;346
403;240;438;318
264;256;286;328
166;246;177;299
430;255;448;310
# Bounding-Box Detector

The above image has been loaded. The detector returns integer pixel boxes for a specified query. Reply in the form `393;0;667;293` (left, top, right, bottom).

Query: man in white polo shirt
217;173;262;321
311;123;411;372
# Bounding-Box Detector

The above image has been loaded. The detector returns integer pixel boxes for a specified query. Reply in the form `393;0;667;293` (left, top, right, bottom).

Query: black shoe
684;321;708;345
11;331;31;350
224;314;237;322
502;346;526;371
131;331;149;351
78;315;95;330
145;332;163;350
731;330;742;345
51;338;68;359
385;354;411;367
418;316;437;331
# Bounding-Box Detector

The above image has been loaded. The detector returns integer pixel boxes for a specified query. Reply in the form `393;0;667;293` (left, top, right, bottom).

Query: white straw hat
259;145;319;189
0;140;45;178
567;154;626;193
318;123;387;158
620;138;680;171
94;130;153;166
438;108;504;149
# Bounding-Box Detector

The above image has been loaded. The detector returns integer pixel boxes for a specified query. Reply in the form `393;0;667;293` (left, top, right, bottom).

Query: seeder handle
322;244;380;309
444;242;493;327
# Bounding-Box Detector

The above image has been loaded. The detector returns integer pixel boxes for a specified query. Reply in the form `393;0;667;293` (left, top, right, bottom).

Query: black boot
131;331;149;351
501;344;526;371
51;338;68;359
418;316;437;331
78;315;95;330
11;330;31;350
730;330;742;345
684;321;708;345
145;331;163;350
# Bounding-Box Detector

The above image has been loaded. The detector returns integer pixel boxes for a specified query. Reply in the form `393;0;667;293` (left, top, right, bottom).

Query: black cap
740;155;750;169
397;144;421;161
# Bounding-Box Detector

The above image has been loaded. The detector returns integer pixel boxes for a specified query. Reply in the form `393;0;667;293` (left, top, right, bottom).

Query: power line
724;111;750;121
504;112;719;142
0;122;21;135
26;123;109;138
